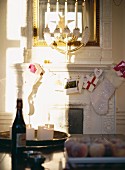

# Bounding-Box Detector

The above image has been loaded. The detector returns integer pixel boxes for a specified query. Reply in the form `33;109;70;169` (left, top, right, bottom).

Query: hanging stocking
105;68;124;89
90;78;115;115
90;65;125;115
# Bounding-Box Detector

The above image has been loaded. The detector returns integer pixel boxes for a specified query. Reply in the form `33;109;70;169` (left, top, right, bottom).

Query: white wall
0;0;7;111
0;0;26;113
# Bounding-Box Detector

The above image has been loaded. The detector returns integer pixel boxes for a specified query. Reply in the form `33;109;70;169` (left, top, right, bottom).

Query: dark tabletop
0;147;65;170
1;134;125;170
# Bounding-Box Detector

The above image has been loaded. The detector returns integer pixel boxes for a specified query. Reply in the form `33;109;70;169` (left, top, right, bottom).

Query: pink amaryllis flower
29;64;37;73
29;63;45;75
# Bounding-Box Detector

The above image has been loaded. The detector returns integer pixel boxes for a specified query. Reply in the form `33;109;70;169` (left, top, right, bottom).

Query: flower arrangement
28;63;45;116
29;63;45;76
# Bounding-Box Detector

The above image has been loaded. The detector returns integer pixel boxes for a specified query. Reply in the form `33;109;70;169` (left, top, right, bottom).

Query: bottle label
16;133;26;147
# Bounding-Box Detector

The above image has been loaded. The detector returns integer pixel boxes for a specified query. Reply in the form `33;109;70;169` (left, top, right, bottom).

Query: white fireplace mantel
10;63;116;134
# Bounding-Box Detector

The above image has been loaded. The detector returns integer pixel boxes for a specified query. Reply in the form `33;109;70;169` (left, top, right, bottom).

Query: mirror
33;0;100;47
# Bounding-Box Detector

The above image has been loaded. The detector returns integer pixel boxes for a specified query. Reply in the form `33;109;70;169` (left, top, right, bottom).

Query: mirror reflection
33;0;99;47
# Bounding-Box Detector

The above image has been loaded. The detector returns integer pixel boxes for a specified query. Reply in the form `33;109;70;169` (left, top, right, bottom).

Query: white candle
26;125;35;140
56;0;59;14
37;126;44;140
75;0;78;28
56;0;59;25
46;0;50;27
82;0;87;27
65;0;68;26
45;123;54;129
37;125;54;140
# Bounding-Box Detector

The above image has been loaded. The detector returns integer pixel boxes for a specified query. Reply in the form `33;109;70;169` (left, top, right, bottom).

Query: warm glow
7;0;25;40
5;0;71;130
5;0;26;112
6;48;23;113
45;12;82;34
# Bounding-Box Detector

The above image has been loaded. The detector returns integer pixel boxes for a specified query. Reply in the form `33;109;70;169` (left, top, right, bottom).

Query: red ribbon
86;76;96;90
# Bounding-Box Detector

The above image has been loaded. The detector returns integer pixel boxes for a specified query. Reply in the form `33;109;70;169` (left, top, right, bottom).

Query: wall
112;0;125;134
0;0;26;113
112;0;125;63
0;0;125;133
0;0;27;130
0;0;7;112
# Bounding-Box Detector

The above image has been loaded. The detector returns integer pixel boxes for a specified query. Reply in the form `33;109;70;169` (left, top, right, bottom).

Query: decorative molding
27;0;33;50
116;111;125;125
0;112;13;131
103;0;112;19
42;63;112;72
25;0;113;64
103;22;112;49
116;111;125;113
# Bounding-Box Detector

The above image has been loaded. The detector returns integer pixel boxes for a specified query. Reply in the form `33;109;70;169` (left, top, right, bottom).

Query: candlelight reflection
43;0;91;62
33;0;100;47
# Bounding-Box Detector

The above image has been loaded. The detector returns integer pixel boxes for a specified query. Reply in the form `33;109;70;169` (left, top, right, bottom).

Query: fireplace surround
10;63;116;134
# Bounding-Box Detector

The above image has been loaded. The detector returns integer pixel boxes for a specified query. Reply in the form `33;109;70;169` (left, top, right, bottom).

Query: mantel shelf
10;63;113;72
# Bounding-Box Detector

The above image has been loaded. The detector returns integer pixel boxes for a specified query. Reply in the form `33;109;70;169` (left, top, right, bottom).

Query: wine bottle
11;98;26;156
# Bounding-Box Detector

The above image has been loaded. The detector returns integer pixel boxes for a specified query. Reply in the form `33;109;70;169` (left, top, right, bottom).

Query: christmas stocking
90;68;125;115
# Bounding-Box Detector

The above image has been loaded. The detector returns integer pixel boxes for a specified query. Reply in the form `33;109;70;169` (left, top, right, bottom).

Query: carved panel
103;22;112;49
103;0;112;19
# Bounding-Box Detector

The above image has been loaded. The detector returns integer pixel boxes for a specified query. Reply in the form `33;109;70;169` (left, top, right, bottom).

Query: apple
64;138;76;157
71;142;88;157
89;143;105;157
112;142;125;157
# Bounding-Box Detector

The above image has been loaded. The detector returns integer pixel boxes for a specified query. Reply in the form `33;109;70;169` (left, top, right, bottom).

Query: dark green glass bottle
11;98;26;156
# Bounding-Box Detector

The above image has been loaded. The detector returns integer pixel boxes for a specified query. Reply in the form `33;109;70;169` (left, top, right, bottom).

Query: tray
64;150;125;170
67;156;125;164
64;133;125;169
0;130;68;150
66;157;125;169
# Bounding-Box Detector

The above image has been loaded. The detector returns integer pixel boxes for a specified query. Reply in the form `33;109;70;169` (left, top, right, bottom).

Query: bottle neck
13;98;25;125
14;108;25;124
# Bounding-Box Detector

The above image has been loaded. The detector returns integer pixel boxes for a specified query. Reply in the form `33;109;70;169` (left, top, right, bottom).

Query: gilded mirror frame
33;0;100;47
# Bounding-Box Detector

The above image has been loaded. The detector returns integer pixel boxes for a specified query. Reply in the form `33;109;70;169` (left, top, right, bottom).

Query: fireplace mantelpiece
7;0;115;134
10;63;116;134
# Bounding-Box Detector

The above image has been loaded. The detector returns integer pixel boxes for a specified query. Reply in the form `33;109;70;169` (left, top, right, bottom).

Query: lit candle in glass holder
37;124;54;140
26;124;35;140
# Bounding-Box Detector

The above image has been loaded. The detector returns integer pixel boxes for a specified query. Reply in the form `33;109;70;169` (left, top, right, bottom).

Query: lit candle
75;0;78;28
56;0;59;25
26;124;35;140
65;0;68;26
47;0;50;13
45;123;54;129
82;0;87;28
56;0;59;14
37;125;54;140
46;0;51;27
